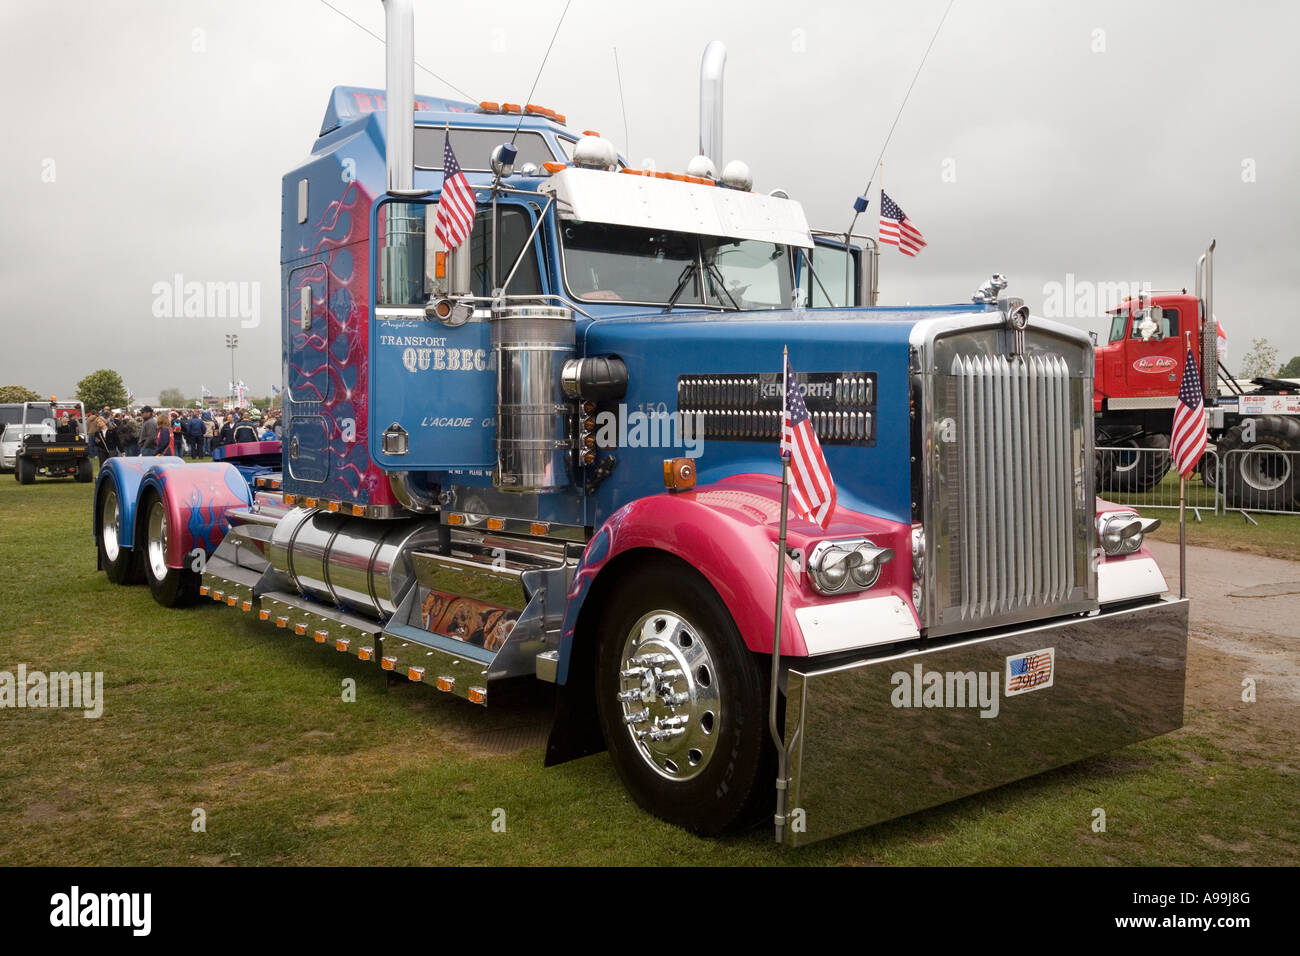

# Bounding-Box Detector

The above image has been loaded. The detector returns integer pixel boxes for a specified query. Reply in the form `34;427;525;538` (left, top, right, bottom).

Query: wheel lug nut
617;689;643;703
620;666;647;679
624;709;650;725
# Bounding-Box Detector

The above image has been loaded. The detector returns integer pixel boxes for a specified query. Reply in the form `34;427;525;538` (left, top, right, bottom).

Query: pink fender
560;474;915;675
137;462;253;569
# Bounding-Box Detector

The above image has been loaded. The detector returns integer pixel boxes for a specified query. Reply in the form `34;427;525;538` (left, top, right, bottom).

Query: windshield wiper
662;260;700;314
704;260;742;310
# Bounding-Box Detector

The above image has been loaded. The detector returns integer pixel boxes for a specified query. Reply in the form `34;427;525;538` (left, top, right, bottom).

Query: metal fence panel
1218;448;1300;515
1095;446;1220;515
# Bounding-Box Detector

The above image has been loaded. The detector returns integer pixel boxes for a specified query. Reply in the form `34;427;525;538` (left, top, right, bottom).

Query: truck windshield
561;222;791;309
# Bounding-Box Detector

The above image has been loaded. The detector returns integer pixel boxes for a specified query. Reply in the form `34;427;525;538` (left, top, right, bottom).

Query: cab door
1123;306;1183;396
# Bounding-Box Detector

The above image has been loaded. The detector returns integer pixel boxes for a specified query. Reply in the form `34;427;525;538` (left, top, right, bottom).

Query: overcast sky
2;0;1297;400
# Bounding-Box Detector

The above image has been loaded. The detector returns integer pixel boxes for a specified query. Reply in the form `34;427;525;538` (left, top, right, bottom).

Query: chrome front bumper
783;596;1188;846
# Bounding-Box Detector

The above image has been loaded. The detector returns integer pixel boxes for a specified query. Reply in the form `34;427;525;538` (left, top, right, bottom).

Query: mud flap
782;597;1188;846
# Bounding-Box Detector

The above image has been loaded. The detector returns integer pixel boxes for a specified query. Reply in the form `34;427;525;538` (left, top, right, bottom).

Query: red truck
1093;240;1300;509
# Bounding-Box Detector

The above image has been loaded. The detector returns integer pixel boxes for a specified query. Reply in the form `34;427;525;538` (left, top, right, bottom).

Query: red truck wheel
141;492;201;607
595;564;774;836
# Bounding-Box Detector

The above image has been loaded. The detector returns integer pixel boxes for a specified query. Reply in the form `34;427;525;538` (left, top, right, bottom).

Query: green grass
1104;469;1300;558
0;474;1296;865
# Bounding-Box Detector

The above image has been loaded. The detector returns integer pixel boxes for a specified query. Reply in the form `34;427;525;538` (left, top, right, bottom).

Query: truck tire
15;458;35;484
1099;433;1170;493
1217;416;1300;511
141;492;201;607
75;459;92;483
97;484;142;585
594;564;775;836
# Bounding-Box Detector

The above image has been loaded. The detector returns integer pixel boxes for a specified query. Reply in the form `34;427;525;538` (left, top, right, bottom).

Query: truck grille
926;340;1094;635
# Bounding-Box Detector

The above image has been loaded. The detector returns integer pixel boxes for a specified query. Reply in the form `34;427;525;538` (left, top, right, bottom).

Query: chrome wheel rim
146;499;169;582
617;610;721;781
100;490;120;562
1240;443;1290;492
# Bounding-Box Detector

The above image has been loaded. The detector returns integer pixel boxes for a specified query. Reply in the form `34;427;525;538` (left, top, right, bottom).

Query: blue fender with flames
93;456;185;553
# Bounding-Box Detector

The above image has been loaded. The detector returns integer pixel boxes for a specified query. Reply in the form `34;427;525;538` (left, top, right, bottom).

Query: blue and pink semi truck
93;0;1187;845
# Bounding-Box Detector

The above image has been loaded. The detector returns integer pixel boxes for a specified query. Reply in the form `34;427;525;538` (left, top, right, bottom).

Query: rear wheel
15;458;35;484
1218;416;1300;511
75;459;92;483
142;493;200;607
595;564;775;836
97;485;142;585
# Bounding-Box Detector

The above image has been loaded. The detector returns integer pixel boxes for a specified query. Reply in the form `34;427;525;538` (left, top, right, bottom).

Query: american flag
781;352;837;528
1171;347;1207;477
879;190;927;257
1007;650;1053;693
434;130;475;249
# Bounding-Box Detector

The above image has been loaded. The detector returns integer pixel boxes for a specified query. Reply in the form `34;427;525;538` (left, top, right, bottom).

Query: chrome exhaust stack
379;0;427;305
383;0;415;196
1195;239;1216;397
699;40;726;168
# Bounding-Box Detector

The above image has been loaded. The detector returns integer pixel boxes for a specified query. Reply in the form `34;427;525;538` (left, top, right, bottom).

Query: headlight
808;538;895;596
1097;512;1160;556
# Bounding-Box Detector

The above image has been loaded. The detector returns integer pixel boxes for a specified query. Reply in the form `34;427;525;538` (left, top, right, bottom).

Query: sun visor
540;167;814;248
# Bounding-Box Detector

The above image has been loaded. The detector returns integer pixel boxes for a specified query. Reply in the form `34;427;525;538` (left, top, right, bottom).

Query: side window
469;207;543;297
1108;313;1126;342
808;246;851;308
1161;308;1180;339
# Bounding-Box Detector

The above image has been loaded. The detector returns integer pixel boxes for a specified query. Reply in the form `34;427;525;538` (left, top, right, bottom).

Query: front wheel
142;493;200;607
595;564;775;836
15;458;35;484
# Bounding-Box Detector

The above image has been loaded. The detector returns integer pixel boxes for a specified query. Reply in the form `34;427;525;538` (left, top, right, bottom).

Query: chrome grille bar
952;353;1075;621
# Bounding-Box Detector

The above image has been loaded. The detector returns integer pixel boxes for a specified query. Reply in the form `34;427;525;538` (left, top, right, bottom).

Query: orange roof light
582;130;600;137
478;101;500;113
542;161;567;174
501;103;522;114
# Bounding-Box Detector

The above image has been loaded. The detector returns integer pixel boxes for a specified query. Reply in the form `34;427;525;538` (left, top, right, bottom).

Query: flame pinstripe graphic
284;178;395;505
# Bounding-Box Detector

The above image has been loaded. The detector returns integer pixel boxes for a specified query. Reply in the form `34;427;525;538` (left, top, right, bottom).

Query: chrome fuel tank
266;508;443;620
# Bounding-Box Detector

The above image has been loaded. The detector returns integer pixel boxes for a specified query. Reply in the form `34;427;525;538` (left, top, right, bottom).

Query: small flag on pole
201;384;212;397
433;129;476;250
271;384;281;396
879;190;927;257
1170;347;1207;478
781;352;837;527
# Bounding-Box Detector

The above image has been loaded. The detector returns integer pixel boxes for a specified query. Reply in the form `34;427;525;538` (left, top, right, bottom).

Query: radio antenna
845;0;955;238
316;0;475;101
614;46;631;160
510;0;575;145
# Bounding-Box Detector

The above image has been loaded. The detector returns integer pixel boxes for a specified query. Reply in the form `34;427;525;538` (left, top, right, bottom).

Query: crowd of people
83;406;282;468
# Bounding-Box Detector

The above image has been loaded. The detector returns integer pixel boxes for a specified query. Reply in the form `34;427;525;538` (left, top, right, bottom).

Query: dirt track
1146;539;1299;763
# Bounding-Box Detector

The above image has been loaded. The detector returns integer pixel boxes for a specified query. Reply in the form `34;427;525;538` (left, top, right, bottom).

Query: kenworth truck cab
92;0;1188;845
